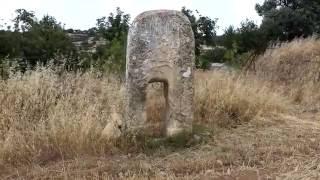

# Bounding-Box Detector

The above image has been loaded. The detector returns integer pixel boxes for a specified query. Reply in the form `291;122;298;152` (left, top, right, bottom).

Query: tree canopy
181;7;217;68
256;0;320;41
0;9;75;71
93;7;130;73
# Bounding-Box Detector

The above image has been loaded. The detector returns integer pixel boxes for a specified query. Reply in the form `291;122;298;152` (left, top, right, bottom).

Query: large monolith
125;10;195;136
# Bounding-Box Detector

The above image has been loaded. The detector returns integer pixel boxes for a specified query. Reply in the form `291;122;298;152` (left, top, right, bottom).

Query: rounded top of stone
133;10;190;24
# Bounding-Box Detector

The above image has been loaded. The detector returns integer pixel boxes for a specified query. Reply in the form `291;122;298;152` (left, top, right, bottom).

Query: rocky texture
101;111;122;140
125;10;195;136
67;32;106;53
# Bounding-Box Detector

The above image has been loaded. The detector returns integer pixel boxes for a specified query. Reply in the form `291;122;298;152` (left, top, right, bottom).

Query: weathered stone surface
101;111;122;140
125;10;195;136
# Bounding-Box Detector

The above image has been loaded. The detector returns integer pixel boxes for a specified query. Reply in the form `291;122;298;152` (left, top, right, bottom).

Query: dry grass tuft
0;68;288;167
194;71;288;128
146;70;288;133
0;68;123;166
256;37;320;106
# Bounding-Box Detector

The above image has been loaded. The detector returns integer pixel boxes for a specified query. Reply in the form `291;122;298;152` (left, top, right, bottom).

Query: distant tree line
0;0;319;77
0;9;77;70
206;0;320;69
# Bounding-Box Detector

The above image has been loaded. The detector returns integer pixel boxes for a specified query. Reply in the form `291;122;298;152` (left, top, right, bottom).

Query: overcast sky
0;0;265;34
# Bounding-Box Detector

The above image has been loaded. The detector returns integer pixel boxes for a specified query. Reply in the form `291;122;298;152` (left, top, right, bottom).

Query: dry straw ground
1;37;320;179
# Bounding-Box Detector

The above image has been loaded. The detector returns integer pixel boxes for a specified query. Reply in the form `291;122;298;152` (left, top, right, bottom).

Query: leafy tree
221;26;238;50
256;0;320;41
13;9;36;32
237;20;267;54
96;7;130;41
94;7;130;73
197;16;217;45
181;7;217;68
20;14;76;69
210;47;227;63
87;27;97;36
221;20;267;54
181;7;200;57
0;30;21;58
0;9;76;71
218;20;268;69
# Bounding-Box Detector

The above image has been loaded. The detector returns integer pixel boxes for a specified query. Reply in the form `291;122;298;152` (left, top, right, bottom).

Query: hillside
67;31;106;53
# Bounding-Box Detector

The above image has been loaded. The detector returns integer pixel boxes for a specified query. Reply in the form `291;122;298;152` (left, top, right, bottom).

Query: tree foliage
216;0;320;68
22;14;76;67
181;7;217;68
217;20;268;67
0;9;76;71
237;20;267;54
256;0;320;41
93;7;130;73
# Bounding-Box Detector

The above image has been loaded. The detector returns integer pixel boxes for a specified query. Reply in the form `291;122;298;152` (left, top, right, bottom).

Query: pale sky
0;0;265;34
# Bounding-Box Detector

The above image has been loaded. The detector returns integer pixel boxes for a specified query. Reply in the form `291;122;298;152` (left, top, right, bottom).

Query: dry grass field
1;38;320;179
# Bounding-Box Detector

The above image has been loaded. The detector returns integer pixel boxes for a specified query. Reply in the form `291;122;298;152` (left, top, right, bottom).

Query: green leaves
0;9;76;71
93;7;129;74
256;0;320;41
181;7;218;68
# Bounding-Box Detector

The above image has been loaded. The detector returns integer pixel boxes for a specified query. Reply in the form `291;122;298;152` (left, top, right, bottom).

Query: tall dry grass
255;37;320;106
193;71;287;127
0;67;288;167
0;68;123;166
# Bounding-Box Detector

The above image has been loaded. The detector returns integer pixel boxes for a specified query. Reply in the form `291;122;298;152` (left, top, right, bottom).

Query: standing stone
125;10;195;136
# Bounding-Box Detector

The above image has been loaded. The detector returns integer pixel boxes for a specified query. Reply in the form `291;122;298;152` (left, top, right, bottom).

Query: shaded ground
2;110;319;180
